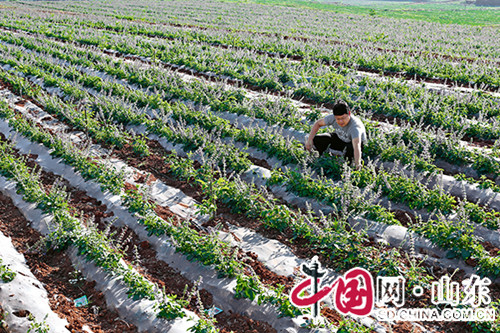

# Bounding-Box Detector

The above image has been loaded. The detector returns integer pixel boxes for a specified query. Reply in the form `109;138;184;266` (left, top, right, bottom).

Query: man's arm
305;118;326;151
352;137;362;170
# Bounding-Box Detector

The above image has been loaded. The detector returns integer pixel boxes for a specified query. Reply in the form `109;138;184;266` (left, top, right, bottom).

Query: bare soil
0;190;137;332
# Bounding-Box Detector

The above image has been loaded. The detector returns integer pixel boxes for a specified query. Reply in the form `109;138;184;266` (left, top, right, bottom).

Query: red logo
290;257;374;317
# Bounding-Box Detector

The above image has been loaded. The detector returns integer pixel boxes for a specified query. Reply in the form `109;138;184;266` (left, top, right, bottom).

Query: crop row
0;58;428;228
3;55;500;285
1;92;498;333
0;136;198;327
0;101;263;331
5;64;500;333
17;0;500;63
0;84;428;287
0;56;398;229
1;16;500;143
2;40;500;233
5;2;500;90
0;89;384;331
1;29;499;186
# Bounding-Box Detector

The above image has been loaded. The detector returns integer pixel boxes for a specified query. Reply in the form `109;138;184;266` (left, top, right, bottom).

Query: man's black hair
332;101;350;116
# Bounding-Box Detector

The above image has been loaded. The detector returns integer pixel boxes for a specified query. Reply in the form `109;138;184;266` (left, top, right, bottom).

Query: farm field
0;0;499;332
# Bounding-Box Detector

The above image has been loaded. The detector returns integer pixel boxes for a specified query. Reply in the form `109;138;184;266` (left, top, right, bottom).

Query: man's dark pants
313;132;361;162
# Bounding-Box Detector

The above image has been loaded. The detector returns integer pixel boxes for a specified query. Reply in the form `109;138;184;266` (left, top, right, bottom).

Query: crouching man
305;101;367;170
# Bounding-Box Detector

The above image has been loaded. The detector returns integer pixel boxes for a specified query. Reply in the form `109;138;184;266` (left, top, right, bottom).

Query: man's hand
305;139;313;152
355;163;362;171
305;119;325;152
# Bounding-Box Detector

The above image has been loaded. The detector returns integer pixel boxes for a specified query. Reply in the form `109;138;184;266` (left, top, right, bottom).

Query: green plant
234;274;261;301
122;266;156;300
155;287;188;320
0;259;16;283
38;182;69;213
122;186;155;215
27;314;49;333
336;317;373;333
187;316;218;333
132;134;150;157
468;300;500;332
194;179;218;220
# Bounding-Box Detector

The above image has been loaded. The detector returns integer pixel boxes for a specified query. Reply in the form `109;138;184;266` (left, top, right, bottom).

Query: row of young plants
4;64;500;332
0;42;311;167
34;11;500;62
0;55;405;228
3;9;500;91
365;123;500;179
163;151;434;294
1;47;498;234
19;28;500;183
0;56;406;282
1;18;500;137
7;15;500;117
0;95;311;328
0;87;384;333
0;29;309;132
0;59;405;237
273;155;500;229
167;152;500;285
3;65;499;287
0;61;252;174
15;0;500;64
415;209;500;277
267;165;401;226
269;159;500;277
20;13;499;118
0;21;500;160
3;31;500;223
0;135;193;325
2;27;500;182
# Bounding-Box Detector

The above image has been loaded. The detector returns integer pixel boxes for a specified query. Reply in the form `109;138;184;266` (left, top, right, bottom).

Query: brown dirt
320;307;343;325
248;156;272;169
392;321;423;333
0;191;137;332
14;100;26;107
482;241;500;257
243;251;294;293
392;209;418;228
